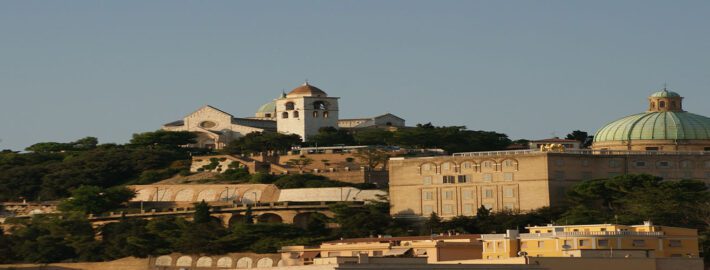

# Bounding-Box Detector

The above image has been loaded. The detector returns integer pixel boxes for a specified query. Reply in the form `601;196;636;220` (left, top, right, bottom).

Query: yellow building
480;222;699;259
389;89;710;218
279;234;482;265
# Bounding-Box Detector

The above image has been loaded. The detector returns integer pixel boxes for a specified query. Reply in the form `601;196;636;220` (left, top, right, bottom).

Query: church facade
162;82;405;149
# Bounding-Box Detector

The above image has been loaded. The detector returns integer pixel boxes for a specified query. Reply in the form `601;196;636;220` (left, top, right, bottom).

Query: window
657;161;671;168
442;204;454;214
632;240;645;247
669;240;681;247
422;163;432;171
441;162;451;170
504;203;514;210
579;239;589;246
422;205;434;214
504;172;514;181
563;240;572;247
680;160;692;168
483;173;493;182
496;241;502;248
598;239;609;247
443;175;455;184
537;241;544;248
503;188;514;198
504;160;516;168
373;251;383;256
293;110;299;118
635;161;646;167
483;161;492;168
443;190;454;200
458;175;470;183
281;112;289;118
312;111;318;118
646;147;659;151
313;101;327;110
462;190;473;200
705;147;710;152
463;204;474;215
462;162;472;169
705;161;710;168
422;191;433;201
323;111;329;118
484;189;494;198
264;113;271;118
285;102;295;110
423;176;432;185
659;101;666;108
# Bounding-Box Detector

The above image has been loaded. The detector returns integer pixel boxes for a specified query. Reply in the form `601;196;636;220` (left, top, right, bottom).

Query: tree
25;137;98;153
130;130;197;148
307;127;355;146
58;186;135;215
223;132;301;155
566;130;592;148
285;157;314;172
424;212;443;234
193;200;212;224
352;148;391;170
353;128;393;145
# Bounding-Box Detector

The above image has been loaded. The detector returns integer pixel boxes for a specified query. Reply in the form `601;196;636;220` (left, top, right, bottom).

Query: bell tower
275;82;340;141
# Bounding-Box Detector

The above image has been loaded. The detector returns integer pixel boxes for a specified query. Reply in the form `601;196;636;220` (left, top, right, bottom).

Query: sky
1;1;710;151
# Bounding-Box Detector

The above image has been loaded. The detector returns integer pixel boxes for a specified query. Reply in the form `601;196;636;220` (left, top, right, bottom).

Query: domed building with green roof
592;88;710;152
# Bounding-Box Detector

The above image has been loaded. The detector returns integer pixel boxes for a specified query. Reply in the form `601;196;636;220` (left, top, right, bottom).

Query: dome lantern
647;87;683;112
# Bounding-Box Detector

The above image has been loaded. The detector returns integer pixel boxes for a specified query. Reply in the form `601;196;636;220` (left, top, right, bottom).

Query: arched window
282;112;289;119
313;101;327;110
293;111;300;118
659;101;666;108
264;113;271;118
323;111;329;118
285;102;295;110
651;102;655;109
313;111;318;118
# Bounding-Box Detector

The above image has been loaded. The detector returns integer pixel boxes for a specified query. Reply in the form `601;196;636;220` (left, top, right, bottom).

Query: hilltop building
389;88;710;219
162;82;405;149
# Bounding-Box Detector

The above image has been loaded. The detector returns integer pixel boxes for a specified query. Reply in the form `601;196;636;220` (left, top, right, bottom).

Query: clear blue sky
2;1;710;151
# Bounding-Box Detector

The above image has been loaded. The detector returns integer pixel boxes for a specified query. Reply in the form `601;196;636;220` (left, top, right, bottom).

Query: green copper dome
594;111;710;142
256;101;276;114
650;89;681;98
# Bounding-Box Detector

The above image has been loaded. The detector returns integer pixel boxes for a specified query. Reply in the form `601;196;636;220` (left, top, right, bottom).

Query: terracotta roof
287;82;327;97
325;234;480;244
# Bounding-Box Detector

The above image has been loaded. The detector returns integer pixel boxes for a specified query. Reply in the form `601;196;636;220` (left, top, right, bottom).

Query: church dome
256;101;276;114
287;82;327;97
592;88;710;151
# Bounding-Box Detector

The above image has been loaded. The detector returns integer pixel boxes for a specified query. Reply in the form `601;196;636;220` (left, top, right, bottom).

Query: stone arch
313;101;328;110
218;188;239;202
229;214;248;227
155;255;172;266
174;189;195;201
293;212;327;229
257;213;283;224
285;102;295;110
197;189;217;202
196;256;213;267
277;259;285;266
480;159;497;172
460;160;478;171
293;111;300;118
242;189;262;204
501;158;519;171
440;161;455;172
256;257;274;268
236;257;253;269
134;189;153;201
216;257;233;268
419;162;436;173
176;256;193;267
156;188;173;202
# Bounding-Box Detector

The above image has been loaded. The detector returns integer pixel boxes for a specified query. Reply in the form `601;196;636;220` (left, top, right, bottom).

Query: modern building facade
389;89;710;219
479;222;699;259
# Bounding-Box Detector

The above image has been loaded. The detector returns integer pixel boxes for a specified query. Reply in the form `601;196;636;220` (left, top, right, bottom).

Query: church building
162;82;405;149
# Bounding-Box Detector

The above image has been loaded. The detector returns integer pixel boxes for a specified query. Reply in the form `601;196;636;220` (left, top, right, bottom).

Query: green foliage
565;130;592;148
193;201;212;224
129;130;197;148
285;157;314;172
58;186;135;215
25;137;98;153
352;148;391;170
353;128;394;145
10;214;101;263
308;127;356;146
329;200;398;238
222;132;301;155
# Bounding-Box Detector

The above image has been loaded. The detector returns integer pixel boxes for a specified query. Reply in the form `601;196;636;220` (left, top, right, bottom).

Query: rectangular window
598;239;609;247
669;240;682;247
422;191;433;201
504;172;514;181
680;160;692;168
463;162;472;169
503;188;514;198
422;205;434;214
462;190;473;200
705;147;710;152
458;175;471;183
483;173;493;182
645;147;659;151
443;175;456;184
443;190;454;200
485;189;494;198
423;176;432;185
537;241;544;248
632;240;645;247
635;161;646;167
579;239;589;246
373;251;383;256
442;163;450;170
657;161;671;168
422;164;431;171
463;204;474;215
442;204;454;214
609;160;620;168
563;240;572;247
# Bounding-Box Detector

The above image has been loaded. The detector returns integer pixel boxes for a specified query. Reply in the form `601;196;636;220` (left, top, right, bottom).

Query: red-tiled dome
287;82;327;97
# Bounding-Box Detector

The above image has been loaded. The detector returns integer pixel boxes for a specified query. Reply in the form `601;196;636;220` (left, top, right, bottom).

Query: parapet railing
453;149;710;157
518;231;664;239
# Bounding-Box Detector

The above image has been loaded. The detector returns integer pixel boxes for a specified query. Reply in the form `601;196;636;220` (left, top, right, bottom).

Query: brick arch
174;189;195;201
459;160;478;171
196;189;218;202
500;158;519;171
480;159;498;172
218;188;239;202
439;161;456;172
257;212;283;224
418;162;437;174
196;256;213;267
155;255;172;266
176;256;192;267
155;188;173;202
256;257;274;268
216;257;233;268
236;257;252;269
